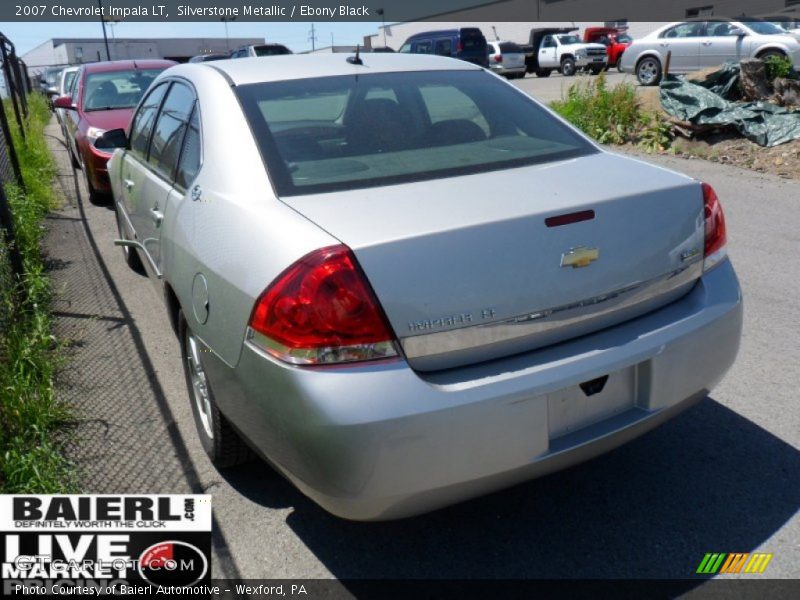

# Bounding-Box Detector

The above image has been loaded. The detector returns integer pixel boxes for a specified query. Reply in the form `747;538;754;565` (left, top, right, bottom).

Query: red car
583;27;633;71
55;59;176;201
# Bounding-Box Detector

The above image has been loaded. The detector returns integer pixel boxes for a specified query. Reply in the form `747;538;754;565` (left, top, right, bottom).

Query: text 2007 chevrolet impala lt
105;54;742;520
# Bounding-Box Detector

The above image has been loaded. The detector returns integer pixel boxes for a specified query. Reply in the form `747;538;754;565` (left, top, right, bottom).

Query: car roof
195;53;481;86
407;28;482;38
81;59;176;73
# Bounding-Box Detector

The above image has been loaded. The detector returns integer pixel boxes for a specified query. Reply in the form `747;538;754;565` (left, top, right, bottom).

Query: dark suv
399;28;489;67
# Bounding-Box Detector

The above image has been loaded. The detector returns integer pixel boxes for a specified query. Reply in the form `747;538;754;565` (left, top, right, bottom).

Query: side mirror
94;128;127;150
730;27;747;37
46;86;59;96
53;95;75;110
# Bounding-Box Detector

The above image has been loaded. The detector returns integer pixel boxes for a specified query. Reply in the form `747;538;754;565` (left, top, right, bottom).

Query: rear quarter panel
159;66;337;368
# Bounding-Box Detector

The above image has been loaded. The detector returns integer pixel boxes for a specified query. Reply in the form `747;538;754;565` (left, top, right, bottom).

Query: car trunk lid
279;151;704;371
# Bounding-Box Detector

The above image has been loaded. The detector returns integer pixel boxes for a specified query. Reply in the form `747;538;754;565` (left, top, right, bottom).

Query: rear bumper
490;64;526;75
204;259;742;520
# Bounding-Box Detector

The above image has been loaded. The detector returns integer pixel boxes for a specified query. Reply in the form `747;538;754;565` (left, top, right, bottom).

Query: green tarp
659;63;800;147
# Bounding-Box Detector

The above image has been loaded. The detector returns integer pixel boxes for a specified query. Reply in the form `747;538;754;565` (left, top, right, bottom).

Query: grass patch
0;93;75;493
550;73;672;152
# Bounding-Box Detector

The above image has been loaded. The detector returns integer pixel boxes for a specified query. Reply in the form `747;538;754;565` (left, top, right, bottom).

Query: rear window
236;70;594;196
498;42;522;53
82;68;164;111
460;31;486;50
254;45;292;56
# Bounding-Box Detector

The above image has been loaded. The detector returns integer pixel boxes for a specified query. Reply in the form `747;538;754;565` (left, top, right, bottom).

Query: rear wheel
180;311;252;468
535;68;552;78
68;140;80;169
560;57;577;77
757;50;785;63
80;152;108;204
636;56;662;86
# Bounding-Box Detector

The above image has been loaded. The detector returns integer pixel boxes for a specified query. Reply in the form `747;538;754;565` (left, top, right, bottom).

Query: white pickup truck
524;28;608;77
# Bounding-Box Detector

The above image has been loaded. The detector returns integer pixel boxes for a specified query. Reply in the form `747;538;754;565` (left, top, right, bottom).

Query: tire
179;311;252;469
636;56;662;86
590;66;604;75
560;57;577;77
79;151;107;204
757;50;785;63
535;68;552;78
617;58;625;73
114;203;144;274
68;140;80;169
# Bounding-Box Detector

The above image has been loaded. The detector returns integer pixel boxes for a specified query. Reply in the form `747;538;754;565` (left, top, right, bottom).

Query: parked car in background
189;52;230;63
583;27;633;71
55;66;79;134
40;66;63;97
399;28;489;67
230;43;292;58
486;40;526;78
104;53;741;521
621;19;800;85
523;28;607;77
54;59;176;201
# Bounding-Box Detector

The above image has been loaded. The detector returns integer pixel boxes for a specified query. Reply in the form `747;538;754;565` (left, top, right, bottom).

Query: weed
0;93;74;493
763;54;793;81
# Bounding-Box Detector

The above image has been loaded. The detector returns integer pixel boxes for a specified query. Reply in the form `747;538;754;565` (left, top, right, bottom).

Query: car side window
175;106;201;190
662;22;705;38
148;82;195;181
435;39;452;56
542;36;556;48
414;40;433;54
706;22;736;36
398;43;411;53
128;82;168;160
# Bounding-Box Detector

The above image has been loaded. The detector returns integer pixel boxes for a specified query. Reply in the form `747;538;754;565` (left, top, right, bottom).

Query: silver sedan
621;19;800;85
105;54;742;520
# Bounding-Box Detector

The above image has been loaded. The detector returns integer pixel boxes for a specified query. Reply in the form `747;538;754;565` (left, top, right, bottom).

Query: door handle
123;179;135;191
702;41;712;46
150;207;164;227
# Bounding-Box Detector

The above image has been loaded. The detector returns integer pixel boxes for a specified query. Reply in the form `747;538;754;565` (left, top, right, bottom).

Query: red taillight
456;40;464;52
702;182;727;270
247;245;398;365
494;54;502;63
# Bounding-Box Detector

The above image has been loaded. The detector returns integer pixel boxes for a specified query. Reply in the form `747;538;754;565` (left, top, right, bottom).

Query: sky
0;21;386;56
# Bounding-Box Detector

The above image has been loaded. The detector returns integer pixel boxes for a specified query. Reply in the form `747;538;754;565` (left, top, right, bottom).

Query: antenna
347;45;363;65
492;26;500;41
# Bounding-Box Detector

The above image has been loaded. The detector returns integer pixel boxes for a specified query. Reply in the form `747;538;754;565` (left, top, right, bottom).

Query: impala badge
561;246;599;269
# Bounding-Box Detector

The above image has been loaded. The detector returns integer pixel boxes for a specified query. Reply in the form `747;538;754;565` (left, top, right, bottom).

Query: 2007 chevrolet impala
104;53;742;520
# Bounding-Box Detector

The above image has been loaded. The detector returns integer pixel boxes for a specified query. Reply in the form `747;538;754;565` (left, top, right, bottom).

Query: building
369;0;795;49
21;37;265;74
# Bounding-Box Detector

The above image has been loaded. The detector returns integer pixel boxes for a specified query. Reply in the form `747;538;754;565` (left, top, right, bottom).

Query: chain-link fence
0;31;31;335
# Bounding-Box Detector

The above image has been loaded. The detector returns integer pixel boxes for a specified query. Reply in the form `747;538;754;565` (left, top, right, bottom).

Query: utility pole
376;9;386;47
104;18;120;59
221;16;236;51
97;0;110;60
308;23;317;52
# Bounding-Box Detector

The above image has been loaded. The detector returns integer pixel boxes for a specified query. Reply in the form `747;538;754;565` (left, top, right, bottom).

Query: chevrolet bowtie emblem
561;246;599;269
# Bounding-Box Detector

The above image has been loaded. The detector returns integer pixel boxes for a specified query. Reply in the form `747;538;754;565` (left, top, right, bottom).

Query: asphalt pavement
44;95;799;585
513;69;636;104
